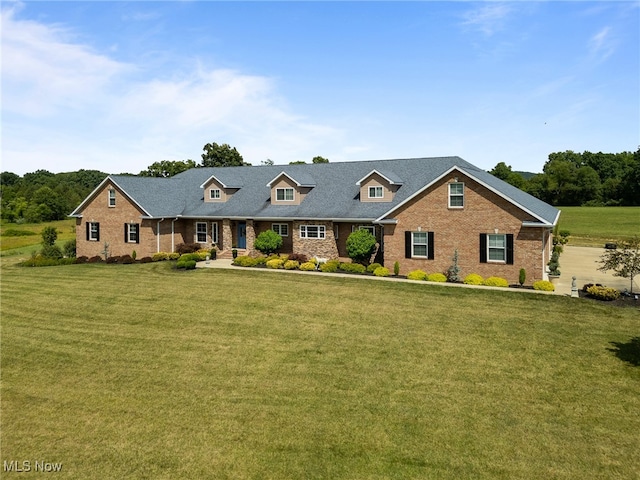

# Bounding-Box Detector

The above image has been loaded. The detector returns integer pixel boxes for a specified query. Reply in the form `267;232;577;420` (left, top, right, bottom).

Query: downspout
156;218;165;253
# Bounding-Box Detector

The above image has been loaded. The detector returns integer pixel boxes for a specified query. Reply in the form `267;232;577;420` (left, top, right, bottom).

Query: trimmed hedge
320;260;340;273
339;262;367;274
373;267;390;277
483;276;509;288
463;273;484;285
533;280;555;292
299;261;317;271
366;263;382;273
586;285;620;301
266;258;284;269
426;273;447;282
407;270;428;281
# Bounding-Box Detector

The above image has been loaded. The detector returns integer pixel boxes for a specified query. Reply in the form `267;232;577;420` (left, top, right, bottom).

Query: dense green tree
289;161;306;165
312;156;329;164
253;229;283;255
346;229;377;265
200;143;249;167
139;160;197;177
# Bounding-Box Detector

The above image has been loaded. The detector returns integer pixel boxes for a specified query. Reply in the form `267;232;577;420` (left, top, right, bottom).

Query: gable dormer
356;169;402;203
200;175;242;203
267;171;315;206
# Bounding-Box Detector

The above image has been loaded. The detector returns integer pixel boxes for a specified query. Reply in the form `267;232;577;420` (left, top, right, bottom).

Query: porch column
222;219;233;251
246;219;256;255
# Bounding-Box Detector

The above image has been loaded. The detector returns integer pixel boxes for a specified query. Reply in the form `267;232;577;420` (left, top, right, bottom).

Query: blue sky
2;1;638;175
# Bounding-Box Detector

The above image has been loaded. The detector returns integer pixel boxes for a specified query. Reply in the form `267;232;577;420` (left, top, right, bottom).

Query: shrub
40;244;63;260
176;259;197;270
168;252;180;260
75;256;88;264
41;226;58;247
120;254;135;264
139;257;152;263
131;250;137;260
87;255;103;263
463;273;484;285
176;243;201;254
233;255;259;267
63;239;76;258
373;266;390;277
586;285;620;301
288;253;308;263
483;276;509;288
284;260;300;270
178;253;200;263
299;261;316;271
367;262;382;273
346;229;377;264
446;249;461;282
533;280;555;292
339;262;367;274
266;258;284;269
254;229;283;255
20;257;76;267
519;268;526;286
152;252;169;262
106;256;120;264
427;272;447;282
320;260;340;273
407;270;427;281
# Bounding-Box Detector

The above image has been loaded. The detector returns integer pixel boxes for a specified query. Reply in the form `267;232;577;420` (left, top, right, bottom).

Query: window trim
404;231;434;260
210;189;221;200
411;231;429;258
487;233;507;263
195;222;207;243
211;222;219;244
448;182;464;208
125;223;140;244
108;189;116;207
272;223;289;237
276;187;295;202
368;185;384;199
87;222;100;241
299;225;326;239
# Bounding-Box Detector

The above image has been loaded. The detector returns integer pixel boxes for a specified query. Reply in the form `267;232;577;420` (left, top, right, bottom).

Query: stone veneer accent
222;219;233;251
292;220;339;259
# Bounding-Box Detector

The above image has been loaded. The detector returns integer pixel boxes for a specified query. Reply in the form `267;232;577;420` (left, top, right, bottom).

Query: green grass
0;219;75;254
558;206;640;247
1;261;639;479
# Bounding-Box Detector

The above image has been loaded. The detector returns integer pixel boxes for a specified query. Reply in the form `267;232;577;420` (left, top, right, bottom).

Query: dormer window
368;186;383;199
276;188;294;201
210;189;221;200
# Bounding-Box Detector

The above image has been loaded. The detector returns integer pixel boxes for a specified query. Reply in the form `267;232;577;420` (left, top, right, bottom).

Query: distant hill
515;171;537;180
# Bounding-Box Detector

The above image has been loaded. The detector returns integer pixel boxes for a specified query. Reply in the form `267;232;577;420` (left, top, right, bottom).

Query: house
70;156;560;282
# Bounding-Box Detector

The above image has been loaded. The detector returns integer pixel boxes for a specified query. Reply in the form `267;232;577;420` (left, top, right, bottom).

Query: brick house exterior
70;157;559;284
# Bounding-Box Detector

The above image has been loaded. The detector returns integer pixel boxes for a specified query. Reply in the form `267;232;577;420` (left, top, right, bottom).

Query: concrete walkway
555;245;638;296
199;245;637;297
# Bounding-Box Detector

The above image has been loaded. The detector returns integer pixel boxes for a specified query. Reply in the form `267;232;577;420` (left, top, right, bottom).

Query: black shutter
428;232;435;260
480;234;487;263
405;231;412;258
124;224;128;243
86;222;90;241
96;223;100;242
135;224;140;244
506;234;514;265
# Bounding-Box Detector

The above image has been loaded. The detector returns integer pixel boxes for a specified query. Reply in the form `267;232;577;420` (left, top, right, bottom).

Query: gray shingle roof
90;157;558;225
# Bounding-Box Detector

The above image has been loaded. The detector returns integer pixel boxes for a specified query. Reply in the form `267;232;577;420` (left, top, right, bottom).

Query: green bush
586;285;620;301
373;266;390;277
533;280;555;292
176;259;197;270
254;229;283;255
178;253;200;263
152;252;169;262
299;261;317;271
463;273;484;285
168;252;180;260
407;270;427;281
40;244;63;259
483;276;509;287
339;262;367;274
427;272;447;282
266;258;284;269
367;262;382;273
320;260;340;273
346;229;377;264
234;255;259;267
284;260;299;270
63;239;76;258
20;257;76;267
393;261;400;276
519;268;526;286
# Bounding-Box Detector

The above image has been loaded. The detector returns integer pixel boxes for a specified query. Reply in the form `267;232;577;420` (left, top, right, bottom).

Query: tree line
1;144;638;223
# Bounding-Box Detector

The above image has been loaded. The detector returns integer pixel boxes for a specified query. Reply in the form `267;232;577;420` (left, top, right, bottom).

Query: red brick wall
383;171;551;284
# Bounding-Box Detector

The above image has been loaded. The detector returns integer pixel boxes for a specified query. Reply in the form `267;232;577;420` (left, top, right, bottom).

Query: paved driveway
555;245;638;296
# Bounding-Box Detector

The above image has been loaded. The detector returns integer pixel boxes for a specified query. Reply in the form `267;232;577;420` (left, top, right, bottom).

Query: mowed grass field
1;260;639;479
0;219;76;254
558;206;640;246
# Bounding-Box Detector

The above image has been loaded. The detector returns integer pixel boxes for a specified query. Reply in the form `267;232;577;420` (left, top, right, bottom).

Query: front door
237;222;247;249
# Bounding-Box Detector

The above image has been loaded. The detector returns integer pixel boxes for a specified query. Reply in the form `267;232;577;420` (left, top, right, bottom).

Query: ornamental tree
254;229;283;255
346;229;377;265
598;236;640;294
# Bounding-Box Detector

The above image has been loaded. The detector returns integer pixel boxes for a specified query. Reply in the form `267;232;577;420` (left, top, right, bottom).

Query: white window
196;222;207;243
126;223;139;243
272;223;289;236
358;225;376;236
108;189;116;207
449;182;464;208
211;222;219;244
368;186;383;198
488;234;506;262
276;188;294;201
300;225;325;239
210;189;221;200
412;232;429;257
88;222;99;241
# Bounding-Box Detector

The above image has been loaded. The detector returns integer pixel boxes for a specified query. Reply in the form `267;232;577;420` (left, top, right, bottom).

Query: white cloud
589;26;615;62
0;5;345;174
460;3;512;36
